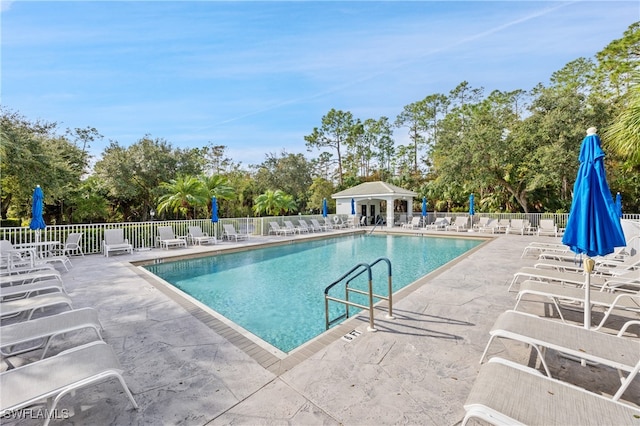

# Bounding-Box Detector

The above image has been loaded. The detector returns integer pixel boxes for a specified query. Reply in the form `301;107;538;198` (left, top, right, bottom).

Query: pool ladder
324;257;395;332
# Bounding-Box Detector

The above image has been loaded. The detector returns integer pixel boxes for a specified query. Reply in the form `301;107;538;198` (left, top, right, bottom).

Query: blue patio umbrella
351;198;355;215
211;196;219;238
561;128;626;329
469;193;475;229
322;198;328;218
421;197;427;223
615;192;623;218
29;185;46;236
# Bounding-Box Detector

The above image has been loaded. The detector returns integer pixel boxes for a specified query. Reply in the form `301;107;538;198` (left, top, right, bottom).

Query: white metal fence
1;213;638;256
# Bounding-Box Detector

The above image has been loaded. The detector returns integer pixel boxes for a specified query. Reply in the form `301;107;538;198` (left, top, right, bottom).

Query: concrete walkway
2;230;638;425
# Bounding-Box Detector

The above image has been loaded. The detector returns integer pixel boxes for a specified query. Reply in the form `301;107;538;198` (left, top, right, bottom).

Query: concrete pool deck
2;229;639;425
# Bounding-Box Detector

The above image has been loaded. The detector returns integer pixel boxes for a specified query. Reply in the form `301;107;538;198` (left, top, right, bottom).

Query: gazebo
332;181;418;228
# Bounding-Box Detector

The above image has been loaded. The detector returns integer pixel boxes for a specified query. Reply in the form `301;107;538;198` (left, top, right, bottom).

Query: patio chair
157;226;187;250
0;240;37;269
102;229;133;257
445;216;469;232
284;220;308;233
298;219;315;232
506;218;532;235
0;279;66;300
537;218;558;237
521;241;569;258
0;268;62;285
0;341;138;426
52;232;84;257
223;224;249;241
479;311;640;396
1;307;103;358
187;226;217;245
507;266;639;292
1;293;74;322
424;217;448;230
477;218;500;233
310;219;328;232
402;216;421;229
463;357;640;426
332;216;348;228
38;250;73;272
514;280;640;331
323;217;335;230
268;222;295;236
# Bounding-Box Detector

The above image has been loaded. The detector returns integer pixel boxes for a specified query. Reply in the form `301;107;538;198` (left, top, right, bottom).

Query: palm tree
157;175;208;219
200;174;235;216
604;76;640;167
253;189;297;216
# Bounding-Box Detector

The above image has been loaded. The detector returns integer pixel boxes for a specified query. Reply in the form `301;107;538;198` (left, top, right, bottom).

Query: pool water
145;234;482;352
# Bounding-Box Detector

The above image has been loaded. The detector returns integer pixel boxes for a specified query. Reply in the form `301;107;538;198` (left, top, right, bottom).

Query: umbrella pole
583;257;595;330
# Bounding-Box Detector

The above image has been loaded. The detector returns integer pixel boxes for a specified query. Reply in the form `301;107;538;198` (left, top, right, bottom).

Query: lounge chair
157;226;187;250
223;224;249;241
473;216;490;231
0;240;37;269
38;250;73;272
445;216;469;232
269;222;295;236
102;229;133;257
284;220;308;234
534;253;640;277
506;218;532;235
298;219;314;232
537;219;558;237
0;269;62;285
332;216;348;229
514;280;640;330
521;241;570;258
508;266;640;292
477;218;500;233
463;357;640;426
1;293;74;322
395;214;407;226
479;311;640;393
187;226;217;245
425;217;448;230
402;216;421;229
323;218;335;230
0;341;138;426
0;307;102;358
310;219;328;232
0;279;66;300
52;232;84;257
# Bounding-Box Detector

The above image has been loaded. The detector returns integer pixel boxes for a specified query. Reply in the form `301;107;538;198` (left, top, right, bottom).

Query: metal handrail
324;257;394;332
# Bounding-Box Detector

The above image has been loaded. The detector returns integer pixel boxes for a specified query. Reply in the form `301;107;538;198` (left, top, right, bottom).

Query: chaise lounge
102;229;133;257
157;226;187;250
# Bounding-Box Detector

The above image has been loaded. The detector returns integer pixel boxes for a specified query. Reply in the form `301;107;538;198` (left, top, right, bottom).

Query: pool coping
130;231;494;375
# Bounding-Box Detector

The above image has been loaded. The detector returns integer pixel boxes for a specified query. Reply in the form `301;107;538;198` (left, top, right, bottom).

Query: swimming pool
144;234;482;353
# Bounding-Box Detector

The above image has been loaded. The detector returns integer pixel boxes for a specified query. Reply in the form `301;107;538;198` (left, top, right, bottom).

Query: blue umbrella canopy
562;131;625;257
615;192;623;218
422;197;427;217
469;194;475;216
561;129;626;330
322;198;328;218
29;185;46;230
211;197;219;223
351;198;355;215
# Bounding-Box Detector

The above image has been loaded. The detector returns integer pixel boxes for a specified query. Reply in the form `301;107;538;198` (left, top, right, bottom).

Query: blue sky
2;1;638;167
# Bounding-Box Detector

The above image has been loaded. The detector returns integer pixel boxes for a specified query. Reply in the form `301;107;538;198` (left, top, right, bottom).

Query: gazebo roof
332;181;417;199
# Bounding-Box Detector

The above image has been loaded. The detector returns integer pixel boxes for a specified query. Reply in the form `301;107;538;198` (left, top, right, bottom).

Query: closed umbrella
421;197;427;226
351;198;355;215
30;185;46;242
211;197;219;238
322;198;328;218
561;128;626;329
469;193;475;229
615;192;623;218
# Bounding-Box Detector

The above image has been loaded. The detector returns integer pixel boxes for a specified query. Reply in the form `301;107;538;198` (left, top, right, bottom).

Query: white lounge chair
157;226;187;250
0;240;37;269
0;279;66;300
514;280;640;330
310;219;328;232
445;216;469;232
0;269;62;285
508;266;640;293
477;218;501;233
479;310;640;393
223;224;249;241
425;217;448;230
506;218;532;235
102;229;133;257
52;232;84;257
0;341;138;426
298;219;314;233
1;293;74;322
402;216;422;229
463;357;640;426
323;218;335;230
0;307;102;358
284;220;308;234
269;222;295;236
187;226;216;245
537;219;558;237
